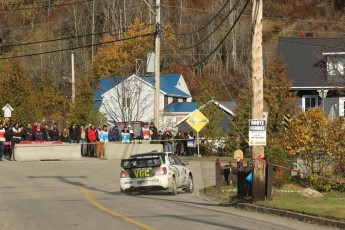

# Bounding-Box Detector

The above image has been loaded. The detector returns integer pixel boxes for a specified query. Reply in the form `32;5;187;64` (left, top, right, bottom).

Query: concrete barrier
104;143;163;160
14;144;82;161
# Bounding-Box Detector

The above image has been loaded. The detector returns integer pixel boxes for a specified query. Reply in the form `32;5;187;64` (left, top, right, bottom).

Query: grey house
277;37;345;118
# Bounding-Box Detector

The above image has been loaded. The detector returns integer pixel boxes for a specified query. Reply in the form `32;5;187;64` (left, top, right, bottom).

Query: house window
339;98;345;116
325;54;345;76
164;96;168;107
167;97;173;104
122;97;130;108
302;95;318;112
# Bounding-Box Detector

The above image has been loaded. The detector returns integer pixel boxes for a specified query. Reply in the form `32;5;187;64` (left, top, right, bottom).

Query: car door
168;154;187;187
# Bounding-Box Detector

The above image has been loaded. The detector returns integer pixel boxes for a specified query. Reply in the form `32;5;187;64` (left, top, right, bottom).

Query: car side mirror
183;160;189;165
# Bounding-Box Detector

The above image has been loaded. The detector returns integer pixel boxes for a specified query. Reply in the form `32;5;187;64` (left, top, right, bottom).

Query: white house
94;73;193;126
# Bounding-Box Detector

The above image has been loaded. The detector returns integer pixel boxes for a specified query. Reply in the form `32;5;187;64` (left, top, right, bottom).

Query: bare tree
100;76;154;122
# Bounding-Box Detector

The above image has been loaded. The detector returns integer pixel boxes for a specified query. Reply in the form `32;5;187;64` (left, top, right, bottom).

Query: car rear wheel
170;177;177;196
185;175;194;193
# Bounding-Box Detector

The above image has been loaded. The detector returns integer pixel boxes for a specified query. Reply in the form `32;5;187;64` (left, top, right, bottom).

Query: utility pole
251;0;265;202
91;0;95;59
154;0;161;128
71;51;76;103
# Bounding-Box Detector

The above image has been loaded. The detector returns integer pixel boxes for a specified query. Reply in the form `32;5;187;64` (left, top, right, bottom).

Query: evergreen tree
39;75;66;123
0;59;39;125
195;82;225;155
264;56;298;145
70;76;104;126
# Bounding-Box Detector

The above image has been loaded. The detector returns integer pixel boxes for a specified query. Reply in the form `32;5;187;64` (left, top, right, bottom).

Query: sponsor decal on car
133;168;151;177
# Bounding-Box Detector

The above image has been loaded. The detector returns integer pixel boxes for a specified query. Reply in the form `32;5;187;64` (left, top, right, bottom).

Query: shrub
266;146;290;188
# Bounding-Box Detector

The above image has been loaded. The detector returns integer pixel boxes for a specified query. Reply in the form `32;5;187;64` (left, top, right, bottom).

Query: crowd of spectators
0;121;198;161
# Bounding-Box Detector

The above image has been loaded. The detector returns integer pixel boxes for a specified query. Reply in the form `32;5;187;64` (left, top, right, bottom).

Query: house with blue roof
94;73;192;125
170;100;236;132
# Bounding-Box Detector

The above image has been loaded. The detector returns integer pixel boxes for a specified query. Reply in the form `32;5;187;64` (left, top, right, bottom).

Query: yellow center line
80;186;156;230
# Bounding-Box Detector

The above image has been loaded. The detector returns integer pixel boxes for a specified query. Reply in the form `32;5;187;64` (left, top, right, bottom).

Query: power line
162;0;250;67
264;16;345;24
271;37;345;49
161;0;240;50
0;32;154;61
163;40;247;143
162;3;345;24
1;23;154;49
0;0;93;12
162;0;233;37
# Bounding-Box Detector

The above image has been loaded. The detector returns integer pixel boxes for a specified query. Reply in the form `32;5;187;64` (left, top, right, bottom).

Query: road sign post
248;119;266;146
186;109;209;156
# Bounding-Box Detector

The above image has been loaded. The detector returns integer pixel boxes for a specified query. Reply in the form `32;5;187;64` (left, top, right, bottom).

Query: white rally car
120;152;194;195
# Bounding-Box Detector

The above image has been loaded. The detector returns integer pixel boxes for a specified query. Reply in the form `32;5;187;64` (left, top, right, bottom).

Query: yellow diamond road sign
186;109;209;132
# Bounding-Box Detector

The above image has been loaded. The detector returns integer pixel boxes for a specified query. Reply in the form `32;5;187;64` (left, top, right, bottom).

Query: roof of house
277;37;345;88
140;74;190;97
94;77;125;110
164;102;198;113
94;74;190;108
174;100;236;127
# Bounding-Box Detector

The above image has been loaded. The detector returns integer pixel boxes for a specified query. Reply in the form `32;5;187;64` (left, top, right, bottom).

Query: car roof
130;152;168;159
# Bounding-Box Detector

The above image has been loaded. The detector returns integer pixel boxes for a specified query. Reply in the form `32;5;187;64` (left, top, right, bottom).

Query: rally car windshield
121;155;165;168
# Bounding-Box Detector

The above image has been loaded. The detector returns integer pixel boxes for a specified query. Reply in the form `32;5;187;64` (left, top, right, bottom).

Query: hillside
0;0;344;124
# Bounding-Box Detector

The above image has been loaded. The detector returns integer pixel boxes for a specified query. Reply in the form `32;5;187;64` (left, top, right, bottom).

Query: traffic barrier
14;143;82;161
104;143;163;159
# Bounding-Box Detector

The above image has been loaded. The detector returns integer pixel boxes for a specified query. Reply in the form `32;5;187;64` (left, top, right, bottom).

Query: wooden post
251;0;265;202
215;159;222;193
154;0;161;128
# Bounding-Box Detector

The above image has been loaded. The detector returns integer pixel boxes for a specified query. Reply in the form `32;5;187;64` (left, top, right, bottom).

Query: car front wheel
185;175;194;193
170;177;178;196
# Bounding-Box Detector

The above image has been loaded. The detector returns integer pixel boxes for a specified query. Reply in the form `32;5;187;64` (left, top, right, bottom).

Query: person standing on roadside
162;128;173;152
173;131;184;156
60;126;69;143
4;123;12;158
69;123;80;143
140;122;151;143
87;124;98;157
24;123;34;141
34;125;44;141
50;123;60;141
121;127;130;143
109;125;120;142
187;130;195;156
149;122;158;144
42;124;51;141
0;122;5;161
80;125;87;156
11;122;22;160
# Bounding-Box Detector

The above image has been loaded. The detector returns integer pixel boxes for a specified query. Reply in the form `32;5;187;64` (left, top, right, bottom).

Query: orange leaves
283;107;328;156
90;18;155;80
284;107;345;176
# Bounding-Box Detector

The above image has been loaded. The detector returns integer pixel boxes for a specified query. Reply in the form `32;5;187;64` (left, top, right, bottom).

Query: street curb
231;203;345;229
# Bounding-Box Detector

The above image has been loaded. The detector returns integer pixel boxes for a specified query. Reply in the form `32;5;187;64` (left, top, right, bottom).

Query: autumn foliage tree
326;116;345;178
283;107;329;173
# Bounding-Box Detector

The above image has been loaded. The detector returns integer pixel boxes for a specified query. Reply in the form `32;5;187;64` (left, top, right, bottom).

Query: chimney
299;31;313;38
306;32;313;37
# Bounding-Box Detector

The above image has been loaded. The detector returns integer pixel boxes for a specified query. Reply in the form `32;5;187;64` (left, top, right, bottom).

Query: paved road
0;158;331;230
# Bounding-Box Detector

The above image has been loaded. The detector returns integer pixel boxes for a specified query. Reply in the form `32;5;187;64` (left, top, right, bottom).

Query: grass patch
202;183;345;221
258;191;345;221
